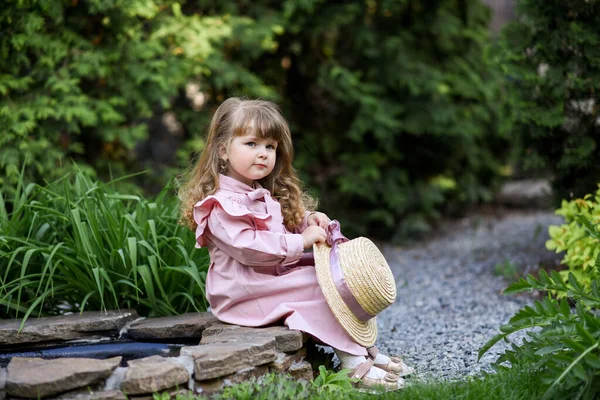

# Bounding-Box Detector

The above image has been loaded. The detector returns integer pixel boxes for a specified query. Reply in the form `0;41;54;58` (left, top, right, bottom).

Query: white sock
373;352;391;365
334;349;388;379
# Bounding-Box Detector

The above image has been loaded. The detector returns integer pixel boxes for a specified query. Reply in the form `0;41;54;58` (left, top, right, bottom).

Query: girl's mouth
255;164;267;168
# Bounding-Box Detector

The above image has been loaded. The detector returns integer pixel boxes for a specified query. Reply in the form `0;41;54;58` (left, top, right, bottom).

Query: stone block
201;324;303;352
48;383;110;399
6;356;121;398
182;336;276;381
126;312;219;340
194;378;224;396
126;388;190;400
195;365;269;396
228;365;270;384
57;390;126;400
268;348;306;373
122;356;190;395
0;310;138;346
288;360;314;382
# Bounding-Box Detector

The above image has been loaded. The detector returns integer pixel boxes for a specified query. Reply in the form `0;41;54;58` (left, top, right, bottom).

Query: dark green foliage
0;168;209;321
0;0;274;195
2;0;511;238
196;0;511;238
497;0;600;199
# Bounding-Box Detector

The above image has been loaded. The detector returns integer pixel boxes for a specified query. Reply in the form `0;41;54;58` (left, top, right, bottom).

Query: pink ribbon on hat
327;220;374;322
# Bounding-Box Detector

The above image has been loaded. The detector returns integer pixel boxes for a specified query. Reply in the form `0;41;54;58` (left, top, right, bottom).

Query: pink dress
193;174;366;355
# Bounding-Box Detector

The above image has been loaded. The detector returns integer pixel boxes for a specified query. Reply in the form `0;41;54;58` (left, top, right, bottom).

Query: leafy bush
546;187;600;293
2;0;514;239
206;0;511;238
480;197;600;399
0;168;208;322
496;0;600;199
0;0;275;194
479;271;600;399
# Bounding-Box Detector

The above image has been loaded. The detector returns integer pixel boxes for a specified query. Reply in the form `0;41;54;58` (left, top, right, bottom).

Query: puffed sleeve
194;196;304;267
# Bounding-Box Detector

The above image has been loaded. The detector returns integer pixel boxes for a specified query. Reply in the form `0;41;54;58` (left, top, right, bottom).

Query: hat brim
313;242;377;347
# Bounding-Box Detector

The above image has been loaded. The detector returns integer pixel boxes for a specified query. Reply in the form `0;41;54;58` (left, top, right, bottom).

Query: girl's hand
307;211;331;229
302;226;327;249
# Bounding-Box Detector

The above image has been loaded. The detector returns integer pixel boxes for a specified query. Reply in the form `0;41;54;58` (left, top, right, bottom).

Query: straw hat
313;221;397;347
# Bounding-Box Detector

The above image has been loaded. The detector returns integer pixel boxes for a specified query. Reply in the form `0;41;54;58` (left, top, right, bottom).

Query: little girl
179;97;411;390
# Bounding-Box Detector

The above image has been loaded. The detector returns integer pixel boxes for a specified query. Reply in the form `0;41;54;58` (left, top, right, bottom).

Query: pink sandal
367;346;415;377
341;358;404;392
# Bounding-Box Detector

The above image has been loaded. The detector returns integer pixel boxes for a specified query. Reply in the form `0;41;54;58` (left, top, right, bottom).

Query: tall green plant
480;195;600;399
479;271;600;399
0;169;209;322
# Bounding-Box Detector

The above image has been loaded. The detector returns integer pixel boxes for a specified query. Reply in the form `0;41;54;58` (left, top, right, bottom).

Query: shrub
2;0;513;239
0;168;208;322
496;0;600;200
546;186;600;293
193;0;512;238
0;0;275;195
480;191;600;399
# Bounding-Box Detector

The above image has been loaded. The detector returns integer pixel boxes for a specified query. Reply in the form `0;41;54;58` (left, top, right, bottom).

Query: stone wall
0;311;315;399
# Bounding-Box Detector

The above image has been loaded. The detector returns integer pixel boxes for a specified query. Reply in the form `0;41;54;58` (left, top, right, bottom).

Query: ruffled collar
218;174;263;194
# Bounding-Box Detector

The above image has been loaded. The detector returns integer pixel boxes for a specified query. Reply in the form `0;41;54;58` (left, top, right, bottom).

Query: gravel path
375;209;564;381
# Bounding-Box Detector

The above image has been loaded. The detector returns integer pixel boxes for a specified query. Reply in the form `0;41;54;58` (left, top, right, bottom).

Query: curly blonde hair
178;97;317;231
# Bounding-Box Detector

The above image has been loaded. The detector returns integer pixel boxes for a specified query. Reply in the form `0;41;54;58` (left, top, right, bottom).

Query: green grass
375;367;545;400
152;364;546;400
0;168;209;323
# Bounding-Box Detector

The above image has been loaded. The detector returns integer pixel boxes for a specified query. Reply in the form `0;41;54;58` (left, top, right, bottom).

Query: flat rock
49;382;104;399
496;179;552;208
126;313;219;340
6;356;121;398
0;310;138;346
201;323;303;352
195;365;269;395
57;390;127;400
288;360;313;381
182;336;276;381
228;365;270;384
123;388;190;400
122;356;190;395
269;349;306;373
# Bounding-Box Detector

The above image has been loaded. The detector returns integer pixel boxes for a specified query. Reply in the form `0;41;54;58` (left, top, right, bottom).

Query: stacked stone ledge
0;310;314;399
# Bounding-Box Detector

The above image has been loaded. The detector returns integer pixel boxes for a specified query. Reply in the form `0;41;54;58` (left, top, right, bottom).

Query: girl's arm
293;211;331;233
292;210;312;234
207;206;304;267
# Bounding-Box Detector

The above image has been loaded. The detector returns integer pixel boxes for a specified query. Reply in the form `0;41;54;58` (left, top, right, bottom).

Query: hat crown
338;237;396;316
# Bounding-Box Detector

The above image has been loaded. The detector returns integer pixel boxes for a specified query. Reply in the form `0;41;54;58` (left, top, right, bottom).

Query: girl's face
222;132;278;186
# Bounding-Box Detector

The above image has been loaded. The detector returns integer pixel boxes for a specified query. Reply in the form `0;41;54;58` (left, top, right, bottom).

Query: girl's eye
266;144;276;150
245;142;256;147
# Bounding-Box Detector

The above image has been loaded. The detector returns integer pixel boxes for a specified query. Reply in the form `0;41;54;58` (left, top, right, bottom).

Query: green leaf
575;324;596;345
559;298;571;317
568;273;583;293
542;342;599;400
